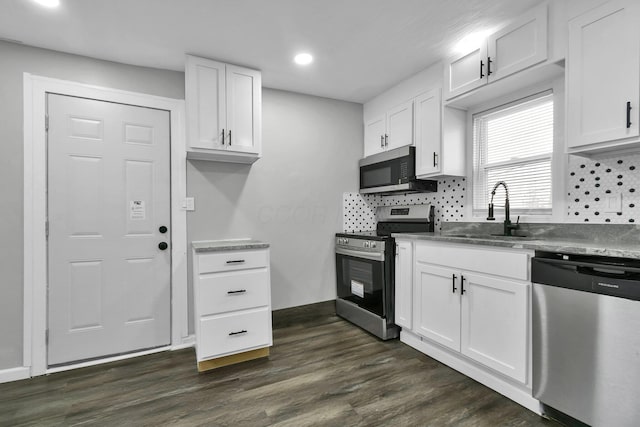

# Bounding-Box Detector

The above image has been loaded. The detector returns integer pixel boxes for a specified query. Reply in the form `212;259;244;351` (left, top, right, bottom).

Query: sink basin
443;234;534;241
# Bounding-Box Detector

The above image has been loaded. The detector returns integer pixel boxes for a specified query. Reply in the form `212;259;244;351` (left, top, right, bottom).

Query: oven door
335;247;386;317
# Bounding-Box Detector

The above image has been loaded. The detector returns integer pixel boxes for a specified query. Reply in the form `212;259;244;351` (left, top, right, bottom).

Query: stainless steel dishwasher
532;251;640;427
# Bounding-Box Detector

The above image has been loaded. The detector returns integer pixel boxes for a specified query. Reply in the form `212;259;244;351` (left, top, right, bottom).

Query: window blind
473;92;554;216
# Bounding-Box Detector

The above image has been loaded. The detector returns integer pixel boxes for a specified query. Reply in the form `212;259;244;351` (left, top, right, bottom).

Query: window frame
465;78;566;223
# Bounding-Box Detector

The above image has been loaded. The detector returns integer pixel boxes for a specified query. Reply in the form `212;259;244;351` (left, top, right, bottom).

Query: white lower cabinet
193;244;272;371
460;272;528;383
401;240;538;413
394;240;414;329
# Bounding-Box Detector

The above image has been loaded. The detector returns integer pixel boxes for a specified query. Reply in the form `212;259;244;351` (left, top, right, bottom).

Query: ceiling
1;0;542;103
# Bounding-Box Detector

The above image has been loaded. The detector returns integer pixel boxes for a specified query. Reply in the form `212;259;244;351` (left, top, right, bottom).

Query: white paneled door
47;94;171;366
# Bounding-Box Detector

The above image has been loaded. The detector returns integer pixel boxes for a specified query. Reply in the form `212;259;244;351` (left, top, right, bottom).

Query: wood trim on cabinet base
197;347;270;372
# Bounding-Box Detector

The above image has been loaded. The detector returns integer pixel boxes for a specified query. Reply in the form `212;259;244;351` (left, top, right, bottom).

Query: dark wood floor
1;302;558;426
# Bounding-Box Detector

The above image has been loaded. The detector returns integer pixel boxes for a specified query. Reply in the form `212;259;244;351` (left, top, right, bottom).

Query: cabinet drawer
197;249;268;273
415;242;530;281
197;269;270;316
197;307;272;360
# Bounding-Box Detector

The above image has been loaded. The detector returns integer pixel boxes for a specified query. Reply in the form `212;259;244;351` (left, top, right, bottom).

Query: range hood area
358;146;438;195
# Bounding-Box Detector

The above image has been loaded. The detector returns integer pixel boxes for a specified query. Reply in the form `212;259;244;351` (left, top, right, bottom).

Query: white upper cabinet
445;44;488;100
444;3;548;101
363;100;414;157
566;0;640;153
414;88;466;178
364;115;386;157
386;100;414;150
487;4;548;83
186;55;262;163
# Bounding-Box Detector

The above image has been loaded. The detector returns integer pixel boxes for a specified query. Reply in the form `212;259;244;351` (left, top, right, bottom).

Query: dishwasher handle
577;265;640;281
532;257;640;301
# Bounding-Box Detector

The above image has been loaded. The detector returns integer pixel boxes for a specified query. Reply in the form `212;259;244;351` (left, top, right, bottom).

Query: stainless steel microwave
359;146;437;195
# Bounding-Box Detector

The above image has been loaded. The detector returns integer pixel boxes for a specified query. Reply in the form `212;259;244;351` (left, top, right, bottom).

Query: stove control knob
344;238;349;244
364;241;370;248
371;242;377;248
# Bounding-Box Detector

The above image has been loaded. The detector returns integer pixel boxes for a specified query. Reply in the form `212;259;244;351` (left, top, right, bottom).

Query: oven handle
335;247;385;262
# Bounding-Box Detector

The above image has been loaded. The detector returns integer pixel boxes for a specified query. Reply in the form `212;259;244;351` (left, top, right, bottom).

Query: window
472;92;554;217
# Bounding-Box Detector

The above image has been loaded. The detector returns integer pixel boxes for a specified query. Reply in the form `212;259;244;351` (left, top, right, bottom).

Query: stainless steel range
335;204;434;340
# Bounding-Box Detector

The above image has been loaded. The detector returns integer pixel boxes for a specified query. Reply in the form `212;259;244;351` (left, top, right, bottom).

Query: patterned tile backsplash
343;177;466;232
343;153;640;232
567;153;640;224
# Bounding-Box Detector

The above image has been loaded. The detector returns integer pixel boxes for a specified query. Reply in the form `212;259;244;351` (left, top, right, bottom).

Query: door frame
23;74;189;376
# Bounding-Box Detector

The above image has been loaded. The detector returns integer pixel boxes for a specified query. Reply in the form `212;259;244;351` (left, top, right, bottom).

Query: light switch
604;193;622;213
184;197;195;211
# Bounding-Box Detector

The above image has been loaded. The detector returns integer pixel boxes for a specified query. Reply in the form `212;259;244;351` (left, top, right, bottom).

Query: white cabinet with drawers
192;241;272;371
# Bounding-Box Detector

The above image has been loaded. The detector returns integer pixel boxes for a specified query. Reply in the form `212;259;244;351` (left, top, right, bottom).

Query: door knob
159;225;168;234
158;242;168;250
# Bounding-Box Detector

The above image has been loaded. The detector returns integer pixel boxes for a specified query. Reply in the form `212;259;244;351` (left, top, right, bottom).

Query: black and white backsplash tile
343;177;466;232
567;153;640;224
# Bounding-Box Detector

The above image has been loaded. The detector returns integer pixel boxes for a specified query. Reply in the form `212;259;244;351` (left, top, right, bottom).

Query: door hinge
45;220;49;238
45;115;49;132
45;329;49;345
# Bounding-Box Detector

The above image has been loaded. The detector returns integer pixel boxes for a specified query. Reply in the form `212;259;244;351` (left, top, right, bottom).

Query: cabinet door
394;240;413;329
567;0;640;148
487;3;547;83
460;272;529;383
444;43;488;100
415;89;442;176
186;56;226;150
413;263;460;351
386;100;414;150
364;115;386;157
226;64;262;154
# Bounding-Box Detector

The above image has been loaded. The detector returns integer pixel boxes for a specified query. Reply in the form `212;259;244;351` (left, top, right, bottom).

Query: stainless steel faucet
487;181;520;236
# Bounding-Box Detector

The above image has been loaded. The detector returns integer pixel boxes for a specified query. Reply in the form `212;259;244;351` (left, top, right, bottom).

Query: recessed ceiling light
294;53;313;66
33;0;60;8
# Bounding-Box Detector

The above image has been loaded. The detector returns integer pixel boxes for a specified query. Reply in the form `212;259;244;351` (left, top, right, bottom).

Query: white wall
187;88;362;325
0;41;185;370
0;41;363;370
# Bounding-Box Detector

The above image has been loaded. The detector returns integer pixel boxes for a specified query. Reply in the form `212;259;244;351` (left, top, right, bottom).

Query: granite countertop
192;239;269;252
392;223;640;260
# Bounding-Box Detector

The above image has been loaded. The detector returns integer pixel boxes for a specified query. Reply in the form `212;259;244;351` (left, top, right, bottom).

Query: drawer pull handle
229;330;248;336
227;289;247;294
226;259;246;264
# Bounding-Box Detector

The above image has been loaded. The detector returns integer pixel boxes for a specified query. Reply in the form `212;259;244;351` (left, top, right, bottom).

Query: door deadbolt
159;226;168;234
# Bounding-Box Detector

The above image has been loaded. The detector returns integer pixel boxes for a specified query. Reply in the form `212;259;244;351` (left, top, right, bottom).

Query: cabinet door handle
627;101;632;129
381;135;384;148
433;152;438;167
487;56;493;76
227;289;247;294
452;274;457;293
384;134;388;147
461;275;466;295
480;60;485;79
229;330;248;336
228;129;232;145
222;128;225;145
226;259;246;264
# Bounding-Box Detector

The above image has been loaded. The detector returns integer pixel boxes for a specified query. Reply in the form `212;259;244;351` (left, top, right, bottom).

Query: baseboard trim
46;346;172;374
401;331;542;415
0;367;30;384
172;334;195;350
